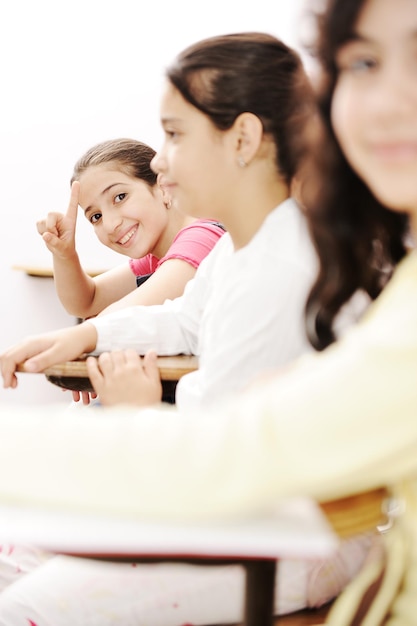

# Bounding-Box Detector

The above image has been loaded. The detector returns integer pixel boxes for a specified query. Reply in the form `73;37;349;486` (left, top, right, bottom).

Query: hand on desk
0;322;97;389
86;349;163;407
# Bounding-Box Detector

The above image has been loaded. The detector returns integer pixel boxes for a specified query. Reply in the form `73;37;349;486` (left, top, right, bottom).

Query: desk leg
243;559;276;626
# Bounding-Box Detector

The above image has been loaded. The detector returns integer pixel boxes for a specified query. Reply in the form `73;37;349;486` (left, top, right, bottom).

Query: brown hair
302;0;409;350
71;138;157;187
165;32;315;185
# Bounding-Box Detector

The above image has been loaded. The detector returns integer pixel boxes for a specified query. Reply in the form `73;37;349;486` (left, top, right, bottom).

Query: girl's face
151;82;238;223
331;0;417;221
78;164;169;258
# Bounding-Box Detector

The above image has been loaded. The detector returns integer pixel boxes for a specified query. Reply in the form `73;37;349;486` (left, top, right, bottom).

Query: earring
238;156;247;168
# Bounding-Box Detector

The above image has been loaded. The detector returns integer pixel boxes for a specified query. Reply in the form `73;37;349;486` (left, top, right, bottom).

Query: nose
371;63;416;120
151;150;166;175
101;210;123;235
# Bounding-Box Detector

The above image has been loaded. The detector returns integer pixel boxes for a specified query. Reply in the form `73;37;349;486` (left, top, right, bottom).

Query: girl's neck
227;183;290;250
152;209;196;259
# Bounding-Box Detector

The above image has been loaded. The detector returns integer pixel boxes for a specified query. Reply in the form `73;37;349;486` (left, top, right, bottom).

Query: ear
233;112;263;167
157;174;172;209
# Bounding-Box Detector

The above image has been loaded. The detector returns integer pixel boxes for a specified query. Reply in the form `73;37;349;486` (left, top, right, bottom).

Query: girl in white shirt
0;32;373;625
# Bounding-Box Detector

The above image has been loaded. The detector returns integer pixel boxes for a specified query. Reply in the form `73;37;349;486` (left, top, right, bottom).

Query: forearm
98;259;197;317
52;252;96;318
0;336;416;521
0;320;99;388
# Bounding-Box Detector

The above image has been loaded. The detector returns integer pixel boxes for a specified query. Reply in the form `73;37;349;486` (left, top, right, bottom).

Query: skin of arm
0;243;207;395
0;322;98;389
98;258;196;317
38;182;199;319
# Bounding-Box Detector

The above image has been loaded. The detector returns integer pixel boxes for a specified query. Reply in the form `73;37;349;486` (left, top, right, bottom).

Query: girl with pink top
37;138;225;320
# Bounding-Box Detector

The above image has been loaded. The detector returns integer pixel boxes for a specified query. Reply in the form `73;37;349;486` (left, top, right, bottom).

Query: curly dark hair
302;0;409;350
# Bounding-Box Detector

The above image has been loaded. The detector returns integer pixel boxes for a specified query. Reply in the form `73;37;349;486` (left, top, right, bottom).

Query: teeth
119;227;136;245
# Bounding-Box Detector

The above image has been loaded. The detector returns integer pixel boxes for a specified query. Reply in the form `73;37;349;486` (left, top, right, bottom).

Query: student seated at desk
37;138;225;320
0;32;378;625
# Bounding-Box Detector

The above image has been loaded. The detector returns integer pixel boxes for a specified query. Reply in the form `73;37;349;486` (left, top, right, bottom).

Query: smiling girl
37;138;225;320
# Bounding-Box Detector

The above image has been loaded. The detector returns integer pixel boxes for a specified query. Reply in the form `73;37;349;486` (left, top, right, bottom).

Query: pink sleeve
128;221;225;276
129;254;158;276
156;220;225;270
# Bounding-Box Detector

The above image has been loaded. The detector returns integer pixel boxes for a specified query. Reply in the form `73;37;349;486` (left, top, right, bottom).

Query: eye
347;56;377;73
114;192;126;204
88;212;102;225
164;129;180;141
336;43;378;75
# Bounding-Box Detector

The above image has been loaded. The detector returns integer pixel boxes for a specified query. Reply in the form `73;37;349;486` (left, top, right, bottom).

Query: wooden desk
17;355;199;401
0;490;389;625
0;498;338;626
12;264;109;325
12;264;106;278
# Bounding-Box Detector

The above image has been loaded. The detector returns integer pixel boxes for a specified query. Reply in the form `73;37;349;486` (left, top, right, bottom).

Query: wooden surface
16;355;199;392
12;264;106;278
319;487;389;538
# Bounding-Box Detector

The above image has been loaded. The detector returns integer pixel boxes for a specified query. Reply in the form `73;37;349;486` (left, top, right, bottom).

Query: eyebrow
341;32;371;46
342;28;417;47
84;182;124;215
160;116;183;126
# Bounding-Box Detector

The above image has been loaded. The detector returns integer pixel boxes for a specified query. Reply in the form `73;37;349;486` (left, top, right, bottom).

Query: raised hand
36;181;80;259
86;349;163;407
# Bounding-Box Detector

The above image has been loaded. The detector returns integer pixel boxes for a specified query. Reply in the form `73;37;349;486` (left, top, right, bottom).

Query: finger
1;371;18;389
36;218;47;236
0;342;46;384
86;355;104;392
66;181;80;223
81;391;91;405
36;213;61;238
142;350;161;382
22;345;68;374
124;349;142;368
108;350;139;372
96;351;117;375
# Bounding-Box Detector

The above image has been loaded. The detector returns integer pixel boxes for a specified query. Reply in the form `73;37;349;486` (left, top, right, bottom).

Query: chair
0;487;389;626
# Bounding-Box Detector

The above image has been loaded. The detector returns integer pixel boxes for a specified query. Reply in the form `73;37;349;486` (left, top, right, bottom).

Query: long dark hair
302;0;409;350
166;32;315;185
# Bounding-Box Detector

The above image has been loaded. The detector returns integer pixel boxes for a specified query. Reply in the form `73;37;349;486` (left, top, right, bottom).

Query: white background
0;0;308;405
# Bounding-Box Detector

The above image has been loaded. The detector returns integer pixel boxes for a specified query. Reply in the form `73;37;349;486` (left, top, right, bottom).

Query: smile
117;225;137;245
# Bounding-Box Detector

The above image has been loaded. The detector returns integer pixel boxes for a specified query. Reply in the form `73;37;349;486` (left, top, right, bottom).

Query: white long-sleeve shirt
90;198;318;409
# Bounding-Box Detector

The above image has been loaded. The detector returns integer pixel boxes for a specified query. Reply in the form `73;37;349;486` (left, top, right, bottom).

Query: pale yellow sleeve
0;254;416;521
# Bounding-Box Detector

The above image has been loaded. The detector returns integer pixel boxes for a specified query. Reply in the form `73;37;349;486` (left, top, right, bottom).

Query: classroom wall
0;0;307;405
